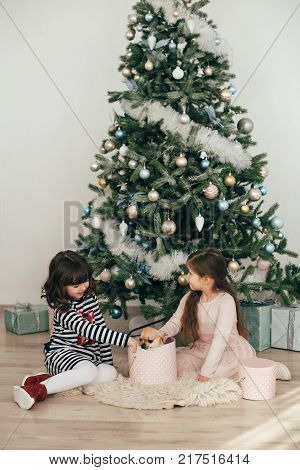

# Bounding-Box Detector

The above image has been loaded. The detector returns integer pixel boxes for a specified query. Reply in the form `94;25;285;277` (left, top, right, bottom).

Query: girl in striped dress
13;251;139;410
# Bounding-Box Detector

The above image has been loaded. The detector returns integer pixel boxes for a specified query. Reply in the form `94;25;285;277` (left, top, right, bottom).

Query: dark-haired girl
159;248;291;382
13;250;138;409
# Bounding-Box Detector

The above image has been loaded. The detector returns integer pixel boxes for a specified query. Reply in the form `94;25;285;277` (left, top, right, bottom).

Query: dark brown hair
181;247;248;347
41;250;95;313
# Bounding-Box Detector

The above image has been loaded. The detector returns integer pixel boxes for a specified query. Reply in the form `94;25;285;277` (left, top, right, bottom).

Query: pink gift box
128;337;177;385
239;358;276;400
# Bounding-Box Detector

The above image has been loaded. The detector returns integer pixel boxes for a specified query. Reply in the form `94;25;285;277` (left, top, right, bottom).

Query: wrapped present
241;301;276;352
271;306;300;352
4;302;49;335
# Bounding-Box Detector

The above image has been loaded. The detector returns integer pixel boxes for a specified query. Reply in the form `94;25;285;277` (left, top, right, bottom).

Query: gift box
271;306;300;352
241;301;275;352
4;302;49;335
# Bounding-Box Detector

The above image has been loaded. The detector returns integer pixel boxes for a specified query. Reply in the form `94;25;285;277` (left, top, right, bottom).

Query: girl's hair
181;247;248;347
41;250;95;313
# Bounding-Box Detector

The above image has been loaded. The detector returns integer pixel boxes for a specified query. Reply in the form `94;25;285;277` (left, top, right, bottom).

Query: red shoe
13;383;48;410
21;373;51;386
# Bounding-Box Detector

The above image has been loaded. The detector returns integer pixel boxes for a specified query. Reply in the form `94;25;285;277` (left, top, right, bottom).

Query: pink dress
159;292;256;379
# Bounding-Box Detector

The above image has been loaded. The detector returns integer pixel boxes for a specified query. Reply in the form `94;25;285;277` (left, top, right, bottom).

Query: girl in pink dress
159;248;291;382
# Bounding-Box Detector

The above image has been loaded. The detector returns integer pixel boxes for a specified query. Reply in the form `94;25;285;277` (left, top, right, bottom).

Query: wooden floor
1;306;299;450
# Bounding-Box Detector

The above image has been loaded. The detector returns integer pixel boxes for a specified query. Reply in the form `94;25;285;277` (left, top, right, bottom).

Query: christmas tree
76;0;299;321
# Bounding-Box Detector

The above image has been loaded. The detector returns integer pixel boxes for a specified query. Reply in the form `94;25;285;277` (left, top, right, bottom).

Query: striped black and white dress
44;293;129;375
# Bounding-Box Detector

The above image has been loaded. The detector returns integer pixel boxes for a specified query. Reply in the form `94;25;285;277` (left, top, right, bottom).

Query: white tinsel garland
121;99;252;171
147;0;232;59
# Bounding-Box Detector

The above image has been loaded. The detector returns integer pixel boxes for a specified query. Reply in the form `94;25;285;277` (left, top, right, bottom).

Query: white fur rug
58;353;242;410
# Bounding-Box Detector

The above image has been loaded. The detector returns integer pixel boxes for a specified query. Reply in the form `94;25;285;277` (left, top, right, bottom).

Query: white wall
0;0;299;303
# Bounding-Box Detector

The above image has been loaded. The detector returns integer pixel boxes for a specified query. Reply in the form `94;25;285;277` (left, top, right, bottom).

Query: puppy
139;327;165;350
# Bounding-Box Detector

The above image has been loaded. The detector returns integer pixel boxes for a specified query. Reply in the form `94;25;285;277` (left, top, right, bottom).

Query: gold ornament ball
263;228;269;234
220;88;232;102
126;204;139;219
224;174;236;187
204;66;213;76
100;145;107;154
228;260;240;273
122;67;132;78
162;219;177;235
126;29;136;41
104;139;116;152
203;183;219;200
134;74;141;81
98;177;108;189
173;11;179;18
178;273;189;286
240;204;250;214
148;189;160;202
125;277;136;289
145;60;154;71
175;154;188;168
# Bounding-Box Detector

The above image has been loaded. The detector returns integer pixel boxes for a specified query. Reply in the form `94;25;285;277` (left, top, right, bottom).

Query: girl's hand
128;337;139;352
197;374;209;382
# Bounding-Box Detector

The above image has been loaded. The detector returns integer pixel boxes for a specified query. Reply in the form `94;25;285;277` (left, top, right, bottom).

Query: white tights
40;361;118;394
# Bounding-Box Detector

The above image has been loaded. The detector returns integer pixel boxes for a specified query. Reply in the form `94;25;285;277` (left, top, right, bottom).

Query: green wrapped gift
4;302;49;335
241;301;276;352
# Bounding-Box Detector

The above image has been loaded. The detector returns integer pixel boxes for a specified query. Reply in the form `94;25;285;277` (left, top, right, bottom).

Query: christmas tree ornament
126;204;139;219
169;40;177;51
218;199;229;211
122;67;132;78
115;128;125;139
126;51;133;58
148;33;157;50
175;153;188;167
195;212;205;232
134;233;143;244
125;276;136;289
172;66;184;80
260;186;268;196
200;151;208;159
260;165;269;178
139;166;151;179
99;269;112;282
162;219;177;235
214;37;221;46
270;216;284;230
237;118;254;134
252;217;261;228
91;215;101;229
128;159;138;169
136;23;143;32
204;65;213;76
178;273;189;286
248;188;262;201
278;232;284;239
173;11;179;18
110;305;123;319
100;145;107;155
119;144;128;156
200;158;210;170
145;11;154;22
257;257;271;271
187;19;195;34
118;170;126;176
148;188;160;202
263;228;269;234
224;174;236;187
145;60;154;71
197;66;204;77
134;73;141;81
220;88;232;102
104;139;116;152
90;161;100;172
128;14;138;25
119;220;129;237
228;84;237;94
83;205;91;216
179;113;190;124
142;241;151;251
110;265;120;276
98;177;108;189
264;242;275;254
126;29;136;41
228;259;240;273
203;183;219;200
240;204;250;214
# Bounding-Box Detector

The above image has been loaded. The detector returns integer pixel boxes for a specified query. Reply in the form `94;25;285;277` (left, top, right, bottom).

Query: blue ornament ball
134;234;143;244
264;242;275;254
142;241;151;251
110;305;123;319
169;40;177;51
270;216;284;230
260;186;268;196
214;37;221;46
200;159;210;170
228;84;237;94
83;205;91;216
115;129;125;139
252;217;261;228
218;199;229;211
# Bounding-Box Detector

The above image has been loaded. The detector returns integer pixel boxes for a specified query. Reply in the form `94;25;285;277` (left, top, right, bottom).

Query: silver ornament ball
90;161;100;172
139;168;150;179
128;159;138;169
270;216;284;230
248;188;262;201
179;113;190;124
91;215;101;229
237;118;254;134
